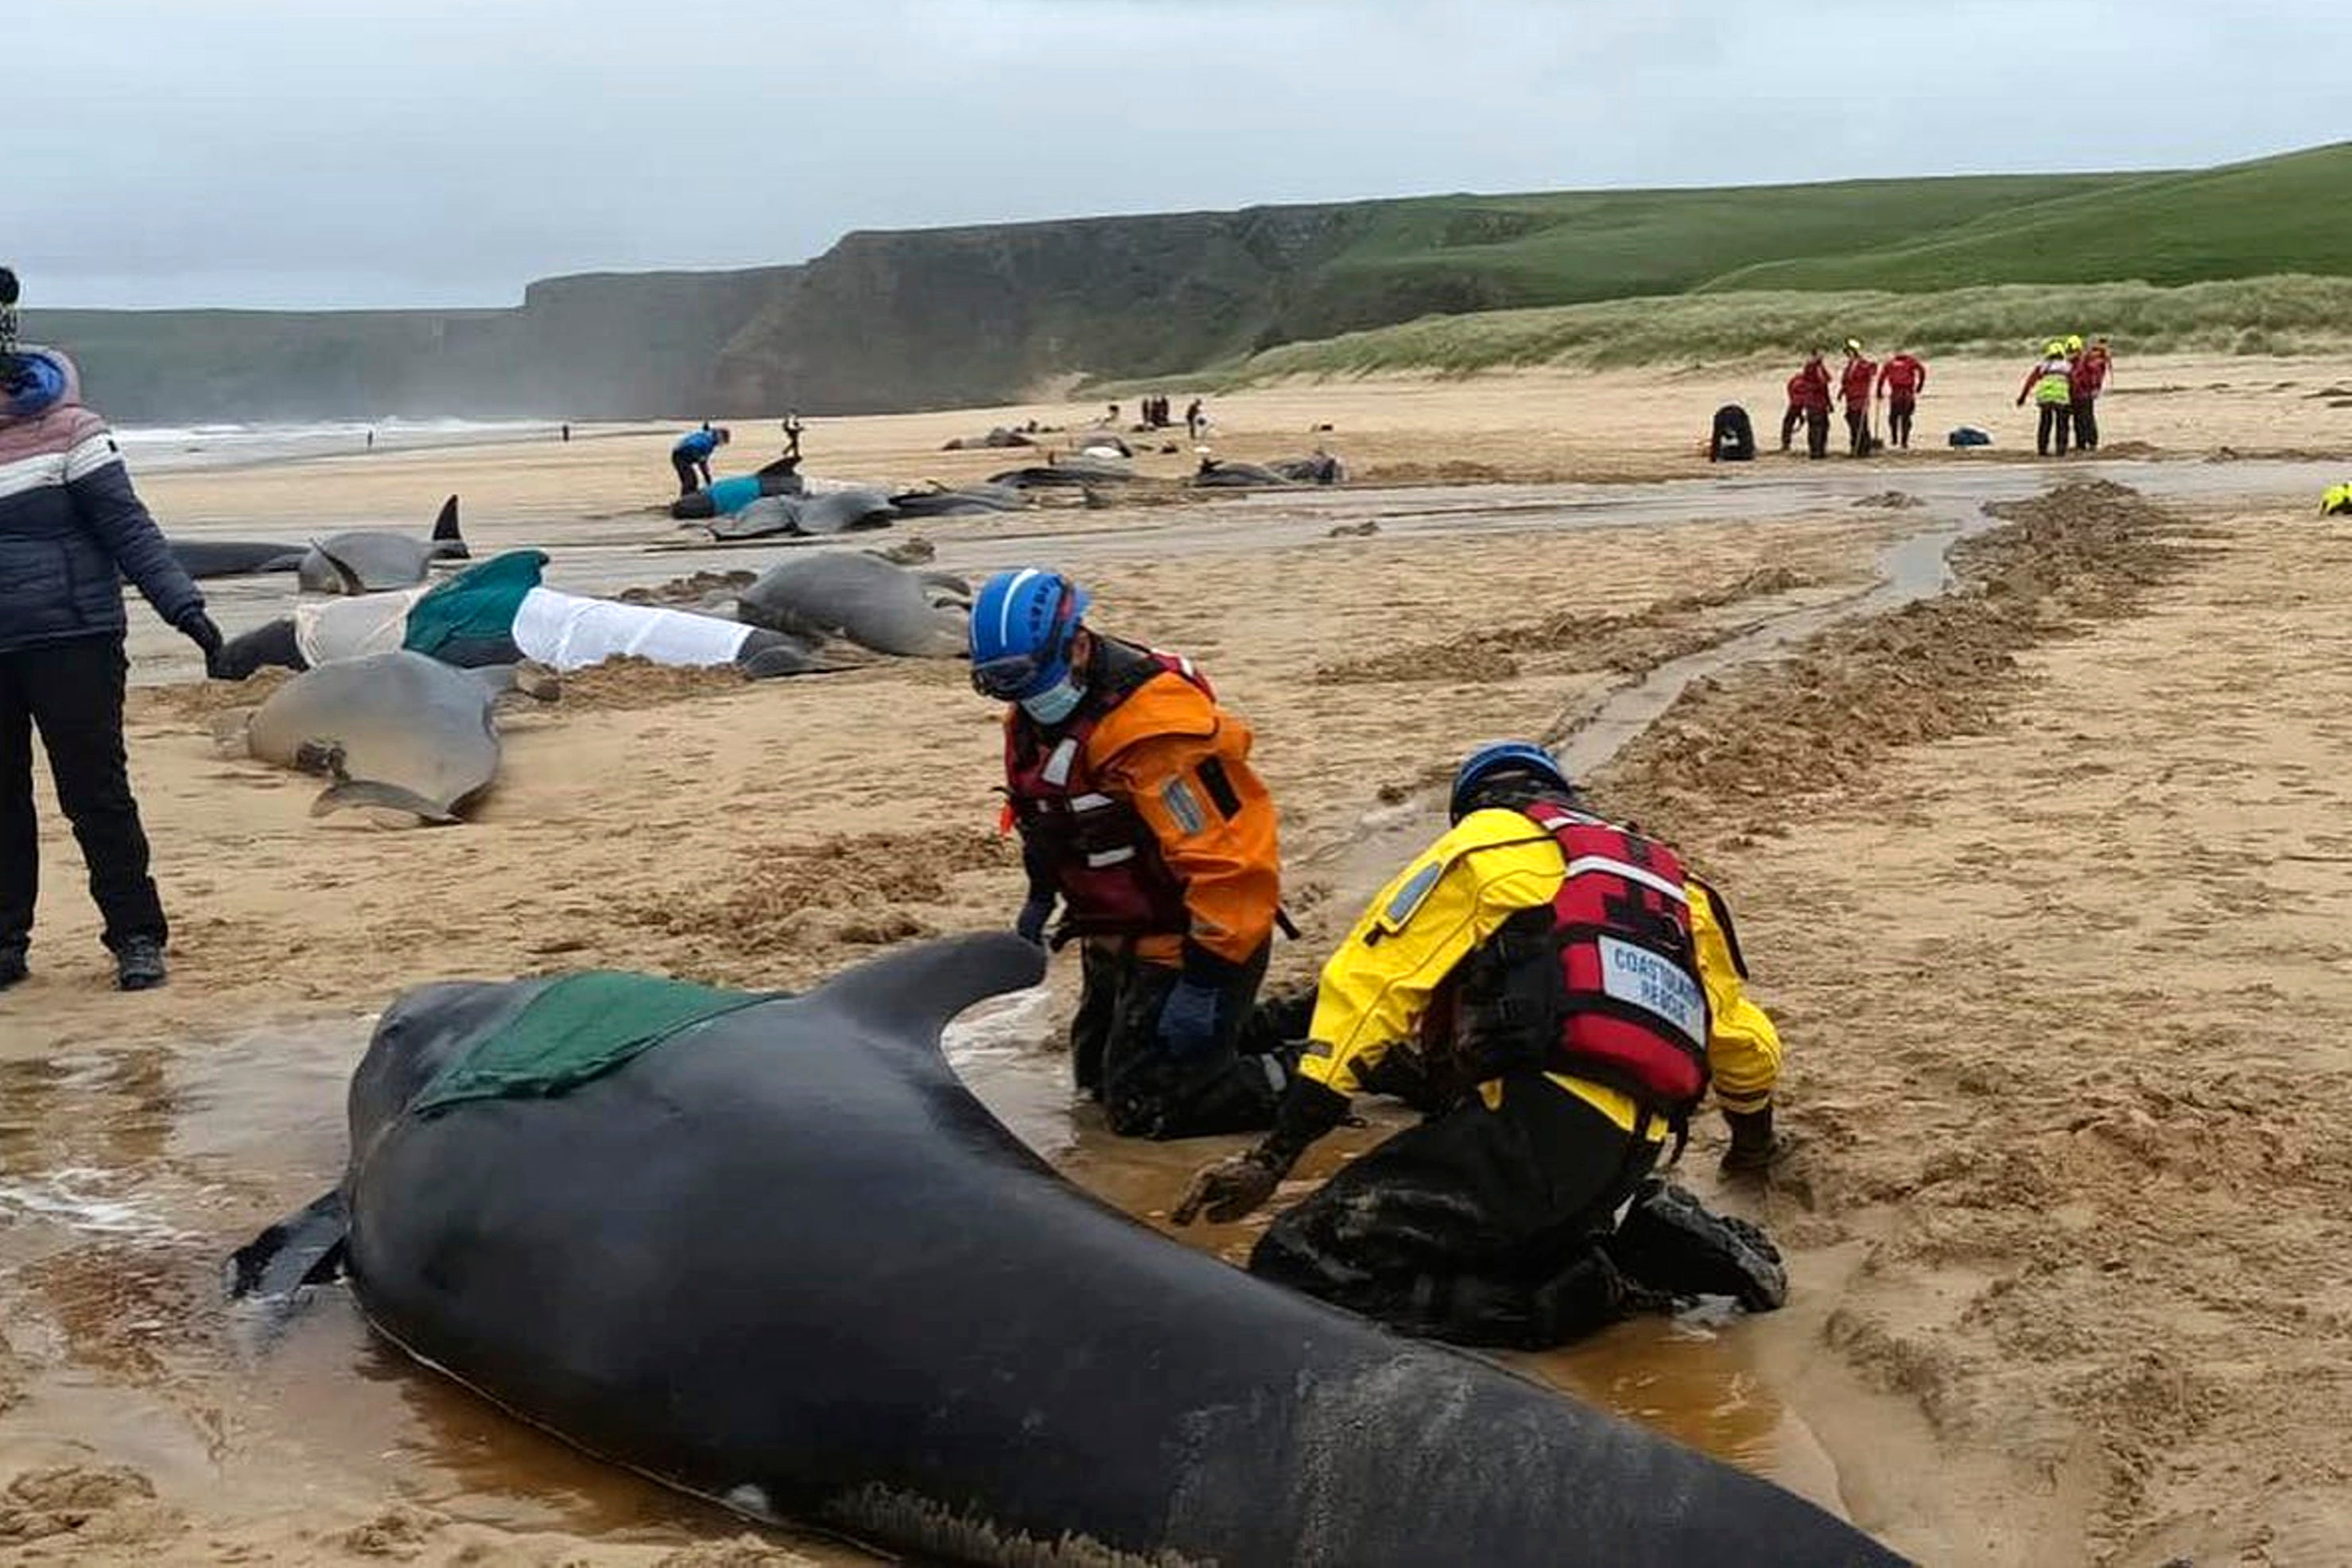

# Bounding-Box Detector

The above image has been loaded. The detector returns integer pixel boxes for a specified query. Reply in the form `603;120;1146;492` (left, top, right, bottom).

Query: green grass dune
1705;142;2352;294
1205;275;2352;386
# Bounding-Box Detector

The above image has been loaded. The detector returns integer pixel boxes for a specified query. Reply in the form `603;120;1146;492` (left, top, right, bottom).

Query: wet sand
3;360;2351;1563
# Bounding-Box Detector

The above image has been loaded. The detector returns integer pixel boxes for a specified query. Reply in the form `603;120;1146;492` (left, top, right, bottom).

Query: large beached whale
228;933;1906;1567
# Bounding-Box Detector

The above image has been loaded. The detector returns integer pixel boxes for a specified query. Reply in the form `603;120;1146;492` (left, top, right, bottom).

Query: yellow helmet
2065;335;2084;351
2044;340;2067;357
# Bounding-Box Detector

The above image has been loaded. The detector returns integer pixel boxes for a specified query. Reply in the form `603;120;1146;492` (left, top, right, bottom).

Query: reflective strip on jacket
1297;807;1780;1135
0;347;203;654
2021;357;2074;406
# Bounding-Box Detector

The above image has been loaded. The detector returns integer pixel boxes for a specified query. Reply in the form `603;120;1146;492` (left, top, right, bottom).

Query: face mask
1019;673;1085;725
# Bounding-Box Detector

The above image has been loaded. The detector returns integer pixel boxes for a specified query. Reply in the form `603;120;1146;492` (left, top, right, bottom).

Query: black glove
1720;1104;1778;1175
1173;1147;1286;1226
175;608;227;677
1172;1077;1349;1226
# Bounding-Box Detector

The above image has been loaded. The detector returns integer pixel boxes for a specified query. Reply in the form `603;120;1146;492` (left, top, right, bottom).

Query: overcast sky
14;0;2347;310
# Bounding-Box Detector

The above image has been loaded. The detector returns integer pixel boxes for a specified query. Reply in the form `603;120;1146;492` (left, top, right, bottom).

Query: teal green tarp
413;969;773;1114
402;549;547;660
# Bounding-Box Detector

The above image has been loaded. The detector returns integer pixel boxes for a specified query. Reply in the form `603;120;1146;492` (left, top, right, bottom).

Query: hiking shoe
0;945;25;991
1604;1181;1787;1312
114;936;168;992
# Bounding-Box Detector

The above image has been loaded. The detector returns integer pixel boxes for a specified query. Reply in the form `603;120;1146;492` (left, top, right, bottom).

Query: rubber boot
1604;1181;1787;1311
0;941;26;992
114;935;168;992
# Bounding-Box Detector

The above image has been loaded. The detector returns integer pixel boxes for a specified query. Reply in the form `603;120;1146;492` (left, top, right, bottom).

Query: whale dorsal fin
809;933;1045;1053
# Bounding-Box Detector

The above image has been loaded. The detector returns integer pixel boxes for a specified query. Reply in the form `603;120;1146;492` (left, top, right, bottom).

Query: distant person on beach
1877;350;1927;451
561;423;571;443
1708;404;1756;462
1838;340;1877;458
2069;335;2109;452
671;425;730;495
365;428;375;452
2017;341;2075;456
1791;352;1833;460
782;409;804;460
1185;398;1204;440
0;264;224;993
1097;403;1122;429
1777;371;1809;452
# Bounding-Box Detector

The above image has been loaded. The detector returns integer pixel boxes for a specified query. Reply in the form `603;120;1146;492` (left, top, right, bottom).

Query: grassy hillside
23;143;2351;421
1270;173;2129;343
1201;276;2352;386
1706;142;2352;293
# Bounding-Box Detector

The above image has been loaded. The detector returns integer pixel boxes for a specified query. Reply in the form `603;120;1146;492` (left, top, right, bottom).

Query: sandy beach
2;359;2350;1565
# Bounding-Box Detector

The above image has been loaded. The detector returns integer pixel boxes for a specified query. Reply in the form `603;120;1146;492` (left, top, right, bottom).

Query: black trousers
673;453;708;495
0;635;167;953
1845;406;1871;457
2071;396;2098;451
1071;938;1279;1139
1250;1076;1660;1348
2037;402;2073;456
1888;398;1915;449
1779;403;1803;451
1804;409;1830;459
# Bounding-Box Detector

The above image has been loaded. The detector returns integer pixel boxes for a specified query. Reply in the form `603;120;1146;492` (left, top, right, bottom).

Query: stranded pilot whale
229;933;1906;1567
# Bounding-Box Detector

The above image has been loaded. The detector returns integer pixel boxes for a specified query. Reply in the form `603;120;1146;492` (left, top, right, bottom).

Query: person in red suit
1877;351;1928;450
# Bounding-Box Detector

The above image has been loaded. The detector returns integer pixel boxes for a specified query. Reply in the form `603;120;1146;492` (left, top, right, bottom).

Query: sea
113;417;569;474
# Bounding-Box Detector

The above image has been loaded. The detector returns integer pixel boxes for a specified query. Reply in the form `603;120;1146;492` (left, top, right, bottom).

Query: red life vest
1003;643;1209;939
1442;805;1712;1116
1532;804;1712;1109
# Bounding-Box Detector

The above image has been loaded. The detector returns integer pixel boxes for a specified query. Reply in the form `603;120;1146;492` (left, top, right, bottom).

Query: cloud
12;0;2347;307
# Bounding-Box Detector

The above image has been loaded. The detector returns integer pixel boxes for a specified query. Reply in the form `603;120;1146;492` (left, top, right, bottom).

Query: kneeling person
972;569;1287;1139
1178;742;1787;1349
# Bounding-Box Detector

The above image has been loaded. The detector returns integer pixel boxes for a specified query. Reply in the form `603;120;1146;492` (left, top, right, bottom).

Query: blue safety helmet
969;568;1092;701
1450;741;1573;823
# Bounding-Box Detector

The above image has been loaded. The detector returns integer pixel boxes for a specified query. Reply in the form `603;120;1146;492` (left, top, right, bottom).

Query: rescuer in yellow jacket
1177;742;1787;1349
2017;340;2078;457
972;568;1288;1140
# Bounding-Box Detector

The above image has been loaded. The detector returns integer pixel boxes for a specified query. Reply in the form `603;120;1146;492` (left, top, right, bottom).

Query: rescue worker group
972;566;1786;1353
1717;333;2115;462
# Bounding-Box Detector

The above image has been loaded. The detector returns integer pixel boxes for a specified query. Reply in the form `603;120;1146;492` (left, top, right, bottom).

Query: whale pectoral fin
809;932;1046;1051
226;1189;349;1302
311;543;367;596
312;779;462;825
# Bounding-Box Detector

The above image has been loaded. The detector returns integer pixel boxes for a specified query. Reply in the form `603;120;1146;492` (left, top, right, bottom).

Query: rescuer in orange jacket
1176;742;1787;1349
972;568;1289;1139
